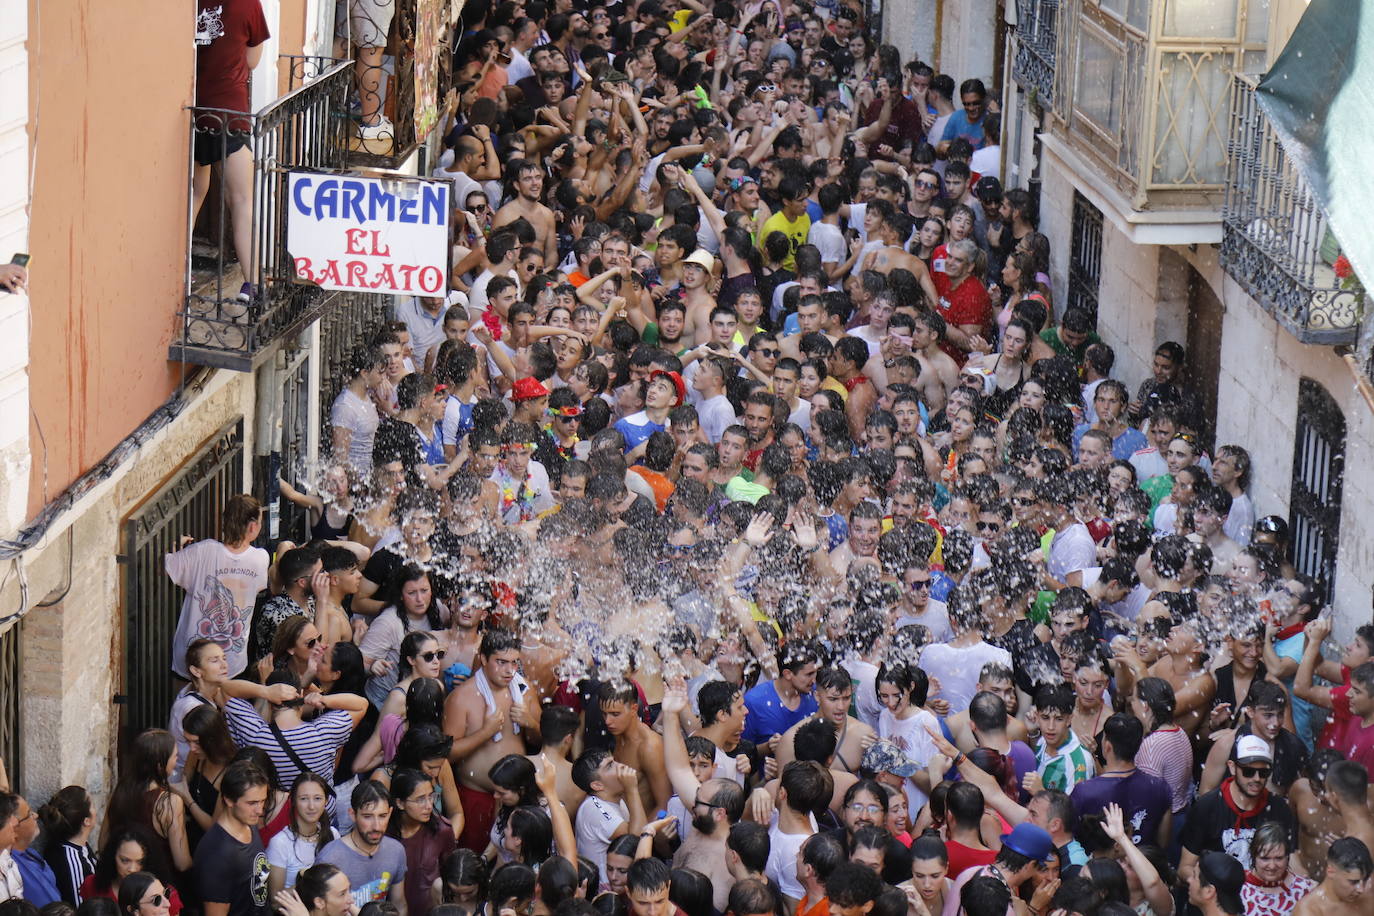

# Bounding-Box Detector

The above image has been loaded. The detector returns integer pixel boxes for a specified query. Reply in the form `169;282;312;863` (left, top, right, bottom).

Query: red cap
650;369;686;407
512;377;550;401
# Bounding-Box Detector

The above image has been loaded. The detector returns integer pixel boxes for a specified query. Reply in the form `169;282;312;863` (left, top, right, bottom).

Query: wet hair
726;821;770;874
1134;677;1176;730
295;864;346;912
489;754;541;805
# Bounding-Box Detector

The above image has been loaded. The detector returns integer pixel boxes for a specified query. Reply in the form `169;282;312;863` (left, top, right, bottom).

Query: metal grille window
1067;191;1105;324
0;621;20;789
1289;379;1345;606
121;420;245;742
278;353;313;541
317;292;392;427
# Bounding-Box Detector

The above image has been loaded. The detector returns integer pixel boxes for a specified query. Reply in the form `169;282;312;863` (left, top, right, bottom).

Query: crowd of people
2;3;1373;916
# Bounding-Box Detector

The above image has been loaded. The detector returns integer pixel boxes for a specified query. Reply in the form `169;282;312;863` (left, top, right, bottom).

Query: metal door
1289;379;1344;605
1067;190;1104;325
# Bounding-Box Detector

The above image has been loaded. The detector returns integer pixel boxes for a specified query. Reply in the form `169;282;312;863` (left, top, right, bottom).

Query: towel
473;667;529;741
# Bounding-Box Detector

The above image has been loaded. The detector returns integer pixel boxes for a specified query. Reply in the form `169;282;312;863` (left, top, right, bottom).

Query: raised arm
660;680;703;807
534;753;577;863
1295;618;1335;709
1104;804;1174;916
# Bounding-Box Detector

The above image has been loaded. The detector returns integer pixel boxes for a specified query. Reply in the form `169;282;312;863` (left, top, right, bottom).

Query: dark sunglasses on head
419;649;448;663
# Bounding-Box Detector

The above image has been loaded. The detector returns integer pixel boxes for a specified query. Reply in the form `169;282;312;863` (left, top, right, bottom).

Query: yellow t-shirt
758;210;811;271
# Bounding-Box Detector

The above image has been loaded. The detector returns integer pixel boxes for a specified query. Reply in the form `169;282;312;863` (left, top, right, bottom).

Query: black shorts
193;126;251;166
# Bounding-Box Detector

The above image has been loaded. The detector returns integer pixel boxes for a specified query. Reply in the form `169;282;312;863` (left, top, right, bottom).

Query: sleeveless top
310;506;354;542
982;352;1028;421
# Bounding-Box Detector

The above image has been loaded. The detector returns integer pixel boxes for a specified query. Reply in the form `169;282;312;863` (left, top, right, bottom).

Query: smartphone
10;254;28;267
497;50;512;66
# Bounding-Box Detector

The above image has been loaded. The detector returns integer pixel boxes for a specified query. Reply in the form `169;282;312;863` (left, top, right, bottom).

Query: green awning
1257;0;1374;283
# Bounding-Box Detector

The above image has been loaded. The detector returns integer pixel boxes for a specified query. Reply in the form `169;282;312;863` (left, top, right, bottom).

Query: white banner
287;171;450;296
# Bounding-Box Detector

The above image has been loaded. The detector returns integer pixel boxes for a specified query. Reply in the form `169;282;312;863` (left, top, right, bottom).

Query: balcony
346;0;455;169
1042;0;1268;225
1220;75;1361;347
174;57;353;370
1013;0;1060;107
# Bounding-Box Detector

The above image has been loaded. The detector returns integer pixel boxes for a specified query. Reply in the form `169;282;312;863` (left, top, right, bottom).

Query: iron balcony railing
1220;75;1361;346
175;57;352;370
347;0;454;169
1013;0;1059;106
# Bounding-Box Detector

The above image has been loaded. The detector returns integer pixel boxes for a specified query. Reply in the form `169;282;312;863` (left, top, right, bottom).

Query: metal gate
120;420;245;742
1289;379;1345;605
318;292;392;444
1067;191;1104;325
0;621;21;789
279;353;313;541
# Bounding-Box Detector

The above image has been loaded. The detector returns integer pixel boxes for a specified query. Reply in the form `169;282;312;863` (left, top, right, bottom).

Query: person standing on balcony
193;0;270;304
167;494;270;679
352;0;398;140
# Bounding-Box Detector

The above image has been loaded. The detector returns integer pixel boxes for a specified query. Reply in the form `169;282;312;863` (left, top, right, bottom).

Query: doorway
1185;268;1223;450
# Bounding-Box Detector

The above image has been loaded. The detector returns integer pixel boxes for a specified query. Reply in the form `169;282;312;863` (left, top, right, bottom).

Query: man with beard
493;160;558;264
1179;736;1296;879
661;681;748;911
316;780;408;912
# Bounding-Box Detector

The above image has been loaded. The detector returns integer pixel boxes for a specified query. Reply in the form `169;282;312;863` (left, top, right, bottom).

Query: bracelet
641;830;655;838
952;753;967;767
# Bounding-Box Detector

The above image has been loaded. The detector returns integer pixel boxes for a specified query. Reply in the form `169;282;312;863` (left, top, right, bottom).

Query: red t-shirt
933;271;991;364
945;839;997;879
196;0;271;127
862;97;926;159
1320;685;1374;771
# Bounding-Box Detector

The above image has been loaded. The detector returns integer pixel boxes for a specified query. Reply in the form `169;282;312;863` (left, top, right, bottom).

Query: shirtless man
443;629;543;851
829;336;878;443
778;294;831;360
436;579;488;681
661;680;746;912
1323;761;1374;869
599;679;672;814
1286;750;1344;881
540;705;587;814
777;667;876;775
493;160;557;265
910;312;959;412
1291;837;1372;916
860;208;940;310
680;250;720;345
947;664;1031;750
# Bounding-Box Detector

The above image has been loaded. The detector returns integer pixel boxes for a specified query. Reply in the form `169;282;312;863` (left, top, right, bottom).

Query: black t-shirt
194;823;270;916
1213;662;1269;729
1179;787;1296;868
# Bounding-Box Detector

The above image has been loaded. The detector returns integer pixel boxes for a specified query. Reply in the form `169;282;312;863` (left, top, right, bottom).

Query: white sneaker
358;117;394;140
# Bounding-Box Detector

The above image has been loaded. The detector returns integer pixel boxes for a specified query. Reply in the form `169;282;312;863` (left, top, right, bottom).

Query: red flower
1335;254;1353;279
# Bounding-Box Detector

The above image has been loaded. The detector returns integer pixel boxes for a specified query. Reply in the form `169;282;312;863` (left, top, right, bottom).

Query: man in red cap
614;371;682;458
511;377;551;425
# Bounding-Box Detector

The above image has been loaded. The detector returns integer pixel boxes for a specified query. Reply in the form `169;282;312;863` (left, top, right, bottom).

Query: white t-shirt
846;656;884;729
576;796;628;887
1048;522;1097;582
1225;493;1255;546
165;540;270;678
808;221;846;267
918;641;1012;715
330;388;380;471
505;48;533;84
894;599;953;643
765;816;816;900
698;394;737;443
878;706;940;813
970;145;1001;180
168;686;210;780
266;828;319;889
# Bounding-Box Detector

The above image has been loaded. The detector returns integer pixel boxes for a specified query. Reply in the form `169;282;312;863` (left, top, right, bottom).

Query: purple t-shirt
1070;769;1171;847
1009;741;1037;802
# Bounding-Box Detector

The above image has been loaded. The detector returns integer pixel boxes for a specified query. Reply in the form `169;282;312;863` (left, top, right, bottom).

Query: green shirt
1040;327;1101;364
725;476;770;504
1036;731;1095;793
1142;473;1175;523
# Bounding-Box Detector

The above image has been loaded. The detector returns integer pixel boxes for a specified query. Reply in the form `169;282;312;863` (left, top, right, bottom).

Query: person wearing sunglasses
253;548;330;666
119;871;176;916
1178;735;1297;883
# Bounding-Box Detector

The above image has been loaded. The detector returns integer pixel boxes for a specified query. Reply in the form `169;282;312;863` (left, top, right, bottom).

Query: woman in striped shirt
1133;677;1195;818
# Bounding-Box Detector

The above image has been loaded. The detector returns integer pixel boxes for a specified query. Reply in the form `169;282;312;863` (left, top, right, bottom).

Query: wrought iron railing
346;0;453;168
1220;75;1361;346
119;420;244;743
1014;0;1059;106
176;58;354;370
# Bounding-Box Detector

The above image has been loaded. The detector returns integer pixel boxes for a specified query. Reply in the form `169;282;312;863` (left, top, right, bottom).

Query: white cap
1235;734;1273;764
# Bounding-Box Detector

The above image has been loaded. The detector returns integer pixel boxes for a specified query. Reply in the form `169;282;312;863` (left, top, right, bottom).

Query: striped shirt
223;698;354;789
1036;732;1095;793
1137;725;1195;813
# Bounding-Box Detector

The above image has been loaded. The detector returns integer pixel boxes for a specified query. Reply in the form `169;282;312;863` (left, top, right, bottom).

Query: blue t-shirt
613;411;667;453
14;848;60;907
1070;769;1172;847
742;680;818;745
1275;632;1317;750
1071;423;1149;461
941;110;988;149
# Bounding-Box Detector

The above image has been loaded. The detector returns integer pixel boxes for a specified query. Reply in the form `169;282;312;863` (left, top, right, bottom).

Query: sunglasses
592;31;609;39
756;348;780;358
976;521;1003;532
469;203;490;212
1238;765;1272;780
908;578;932;591
1012;496;1038;507
140;896;166;908
305;636;320;649
915;179;940;190
419;649;448;663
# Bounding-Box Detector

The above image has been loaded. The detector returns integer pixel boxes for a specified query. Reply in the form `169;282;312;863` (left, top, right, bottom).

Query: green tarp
1257;0;1374;283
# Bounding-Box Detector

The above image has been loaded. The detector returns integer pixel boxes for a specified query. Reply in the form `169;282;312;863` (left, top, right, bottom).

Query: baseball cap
861;740;919;778
999;823;1055;864
512;377;550;401
974;176;1003;201
1198;852;1245;915
1234;735;1273;765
